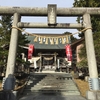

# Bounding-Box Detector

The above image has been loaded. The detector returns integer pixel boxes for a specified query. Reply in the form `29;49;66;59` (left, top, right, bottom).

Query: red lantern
28;44;34;59
65;44;72;61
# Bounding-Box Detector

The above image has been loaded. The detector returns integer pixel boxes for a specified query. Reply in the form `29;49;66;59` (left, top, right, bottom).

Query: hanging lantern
65;44;72;61
28;44;34;59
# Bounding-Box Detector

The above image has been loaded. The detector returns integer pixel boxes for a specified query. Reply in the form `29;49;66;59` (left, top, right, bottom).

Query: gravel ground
0;82;2;90
74;79;89;97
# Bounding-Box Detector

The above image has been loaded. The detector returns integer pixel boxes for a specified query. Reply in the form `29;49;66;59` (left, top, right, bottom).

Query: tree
93;32;100;67
63;31;78;43
0;15;30;70
16;32;30;68
73;0;100;68
73;0;100;37
0;16;12;67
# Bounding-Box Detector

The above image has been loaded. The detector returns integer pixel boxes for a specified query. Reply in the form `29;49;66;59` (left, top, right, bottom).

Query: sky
0;0;79;38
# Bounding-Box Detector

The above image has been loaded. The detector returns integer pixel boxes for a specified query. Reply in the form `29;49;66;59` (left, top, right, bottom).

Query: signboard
48;4;56;25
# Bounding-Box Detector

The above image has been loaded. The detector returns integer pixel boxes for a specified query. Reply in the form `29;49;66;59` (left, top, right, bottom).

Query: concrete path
19;93;86;100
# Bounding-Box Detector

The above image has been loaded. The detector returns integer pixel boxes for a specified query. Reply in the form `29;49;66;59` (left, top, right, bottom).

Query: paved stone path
19;72;86;100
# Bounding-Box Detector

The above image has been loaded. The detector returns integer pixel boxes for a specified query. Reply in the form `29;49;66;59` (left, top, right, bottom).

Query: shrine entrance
0;4;100;99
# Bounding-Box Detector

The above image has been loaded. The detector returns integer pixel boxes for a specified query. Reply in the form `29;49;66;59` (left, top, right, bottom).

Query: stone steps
23;73;80;95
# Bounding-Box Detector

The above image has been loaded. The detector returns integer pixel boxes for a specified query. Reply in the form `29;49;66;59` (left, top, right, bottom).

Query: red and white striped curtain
65;44;72;61
28;44;34;59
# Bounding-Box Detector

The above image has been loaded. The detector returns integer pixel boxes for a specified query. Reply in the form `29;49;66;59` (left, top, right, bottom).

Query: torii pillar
4;13;21;91
83;13;100;99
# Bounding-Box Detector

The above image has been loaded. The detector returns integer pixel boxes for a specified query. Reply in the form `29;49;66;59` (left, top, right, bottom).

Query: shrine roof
26;34;70;50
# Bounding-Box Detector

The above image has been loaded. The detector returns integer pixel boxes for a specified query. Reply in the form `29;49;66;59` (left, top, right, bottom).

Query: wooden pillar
54;54;56;69
54;53;58;70
40;54;42;71
34;60;37;69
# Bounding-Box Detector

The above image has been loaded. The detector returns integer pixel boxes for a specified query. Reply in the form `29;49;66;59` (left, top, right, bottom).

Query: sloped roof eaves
27;36;66;49
71;38;85;47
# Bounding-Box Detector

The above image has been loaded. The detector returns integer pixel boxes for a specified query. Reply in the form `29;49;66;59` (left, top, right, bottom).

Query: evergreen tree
63;31;78;43
73;0;100;37
0;16;12;67
73;0;100;67
0;15;30;68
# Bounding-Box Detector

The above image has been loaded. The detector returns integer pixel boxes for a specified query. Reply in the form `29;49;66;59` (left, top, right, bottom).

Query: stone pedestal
86;91;100;100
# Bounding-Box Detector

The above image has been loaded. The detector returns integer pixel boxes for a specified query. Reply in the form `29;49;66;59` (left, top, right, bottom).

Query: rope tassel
55;38;58;44
45;38;48;44
66;36;68;43
39;37;43;44
50;38;54;45
62;37;65;44
34;36;38;42
68;35;71;43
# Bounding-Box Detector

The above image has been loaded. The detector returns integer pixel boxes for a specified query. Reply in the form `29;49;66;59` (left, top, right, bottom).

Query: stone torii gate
1;5;100;99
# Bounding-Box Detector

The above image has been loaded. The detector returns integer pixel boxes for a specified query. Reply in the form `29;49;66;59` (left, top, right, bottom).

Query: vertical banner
28;44;34;59
65;44;72;61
